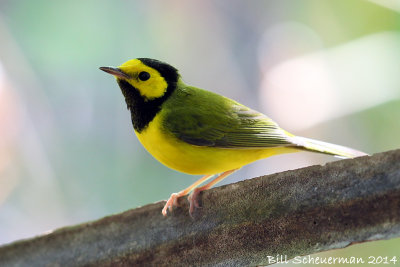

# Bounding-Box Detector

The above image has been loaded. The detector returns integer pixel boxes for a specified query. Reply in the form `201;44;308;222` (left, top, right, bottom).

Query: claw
161;170;237;216
188;188;203;216
162;193;180;216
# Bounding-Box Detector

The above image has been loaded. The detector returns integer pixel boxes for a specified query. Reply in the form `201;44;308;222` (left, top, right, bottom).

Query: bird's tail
291;136;368;159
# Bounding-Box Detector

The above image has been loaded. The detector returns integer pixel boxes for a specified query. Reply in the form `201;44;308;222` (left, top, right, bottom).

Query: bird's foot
162;192;181;216
188;188;203;216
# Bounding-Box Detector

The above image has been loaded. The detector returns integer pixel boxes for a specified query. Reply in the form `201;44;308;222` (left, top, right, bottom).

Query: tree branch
0;149;399;266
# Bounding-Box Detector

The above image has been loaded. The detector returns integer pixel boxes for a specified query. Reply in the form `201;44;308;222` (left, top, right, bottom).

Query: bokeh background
0;0;399;265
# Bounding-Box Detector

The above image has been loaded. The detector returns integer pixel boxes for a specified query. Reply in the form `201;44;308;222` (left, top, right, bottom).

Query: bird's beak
99;66;130;79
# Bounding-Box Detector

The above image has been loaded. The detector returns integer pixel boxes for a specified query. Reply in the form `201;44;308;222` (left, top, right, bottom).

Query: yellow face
118;59;168;100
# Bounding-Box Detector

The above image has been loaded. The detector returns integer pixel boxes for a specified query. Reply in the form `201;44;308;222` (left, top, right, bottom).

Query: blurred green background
0;0;399;265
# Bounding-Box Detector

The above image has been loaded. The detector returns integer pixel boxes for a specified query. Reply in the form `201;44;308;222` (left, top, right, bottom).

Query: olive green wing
161;86;293;149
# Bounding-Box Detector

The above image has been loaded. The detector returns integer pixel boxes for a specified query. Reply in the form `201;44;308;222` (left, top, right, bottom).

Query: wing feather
162;86;294;149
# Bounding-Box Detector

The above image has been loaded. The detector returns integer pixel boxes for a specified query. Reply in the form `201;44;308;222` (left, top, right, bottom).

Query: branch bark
1;149;399;266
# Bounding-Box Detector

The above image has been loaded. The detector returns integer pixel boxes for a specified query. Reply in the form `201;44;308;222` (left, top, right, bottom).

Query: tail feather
291;136;368;159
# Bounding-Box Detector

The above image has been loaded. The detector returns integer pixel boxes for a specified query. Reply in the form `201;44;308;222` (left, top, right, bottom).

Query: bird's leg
188;169;238;215
162;174;214;216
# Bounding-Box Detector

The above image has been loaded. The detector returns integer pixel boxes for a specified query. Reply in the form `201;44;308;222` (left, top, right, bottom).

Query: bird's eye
138;71;150;81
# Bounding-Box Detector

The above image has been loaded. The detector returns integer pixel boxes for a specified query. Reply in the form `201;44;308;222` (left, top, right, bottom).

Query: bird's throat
117;79;175;133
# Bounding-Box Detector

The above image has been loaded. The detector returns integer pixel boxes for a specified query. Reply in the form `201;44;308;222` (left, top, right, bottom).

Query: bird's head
100;58;180;102
100;58;180;132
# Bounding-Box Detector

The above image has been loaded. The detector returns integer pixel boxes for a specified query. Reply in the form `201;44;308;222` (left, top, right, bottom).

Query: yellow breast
135;114;298;175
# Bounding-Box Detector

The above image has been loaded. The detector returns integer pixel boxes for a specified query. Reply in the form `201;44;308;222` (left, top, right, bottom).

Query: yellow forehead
118;59;168;100
118;59;155;78
119;59;141;68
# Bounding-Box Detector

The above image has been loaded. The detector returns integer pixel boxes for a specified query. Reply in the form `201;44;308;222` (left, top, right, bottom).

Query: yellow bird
100;58;367;216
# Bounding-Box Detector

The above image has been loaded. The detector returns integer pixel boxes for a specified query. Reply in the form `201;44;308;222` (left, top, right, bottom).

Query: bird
100;58;367;216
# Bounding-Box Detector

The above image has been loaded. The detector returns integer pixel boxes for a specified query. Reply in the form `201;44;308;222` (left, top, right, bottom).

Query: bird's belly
136;116;298;175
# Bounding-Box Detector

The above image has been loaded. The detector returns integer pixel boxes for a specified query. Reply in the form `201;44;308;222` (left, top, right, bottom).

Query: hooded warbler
100;58;367;216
